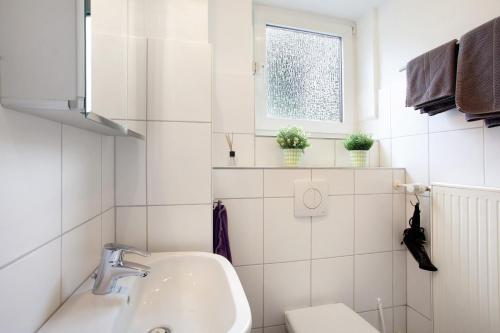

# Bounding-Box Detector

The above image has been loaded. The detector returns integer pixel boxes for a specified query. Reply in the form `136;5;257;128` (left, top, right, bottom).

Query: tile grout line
60;124;64;304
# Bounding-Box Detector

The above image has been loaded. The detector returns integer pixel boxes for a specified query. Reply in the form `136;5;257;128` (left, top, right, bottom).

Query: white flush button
303;188;322;209
294;179;328;217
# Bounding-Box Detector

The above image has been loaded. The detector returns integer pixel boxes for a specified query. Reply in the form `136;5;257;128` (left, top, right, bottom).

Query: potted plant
276;126;310;167
343;133;374;168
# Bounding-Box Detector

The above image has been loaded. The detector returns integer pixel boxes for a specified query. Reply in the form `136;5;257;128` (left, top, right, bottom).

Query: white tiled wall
209;0;379;169
0;107;116;333
115;0;212;252
357;1;500;332
213;167;407;331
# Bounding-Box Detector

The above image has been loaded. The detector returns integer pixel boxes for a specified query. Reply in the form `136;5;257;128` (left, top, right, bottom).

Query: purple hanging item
213;201;232;263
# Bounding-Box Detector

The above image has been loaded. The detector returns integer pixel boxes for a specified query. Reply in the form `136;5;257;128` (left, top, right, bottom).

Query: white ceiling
254;0;386;20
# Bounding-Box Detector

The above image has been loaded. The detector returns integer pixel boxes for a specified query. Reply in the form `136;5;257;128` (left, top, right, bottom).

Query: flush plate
294;179;328;217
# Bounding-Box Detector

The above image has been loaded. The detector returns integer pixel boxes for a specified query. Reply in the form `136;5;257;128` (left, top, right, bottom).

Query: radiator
432;184;500;333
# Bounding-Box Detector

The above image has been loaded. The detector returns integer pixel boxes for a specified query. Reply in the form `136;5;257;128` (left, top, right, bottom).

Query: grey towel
456;16;500;116
406;40;458;115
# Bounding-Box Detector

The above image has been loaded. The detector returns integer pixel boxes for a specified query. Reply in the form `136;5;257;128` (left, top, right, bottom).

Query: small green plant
276;126;310;151
344;133;374;151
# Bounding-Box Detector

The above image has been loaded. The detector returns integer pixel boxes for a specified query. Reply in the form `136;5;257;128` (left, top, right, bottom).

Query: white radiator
432;184;500;333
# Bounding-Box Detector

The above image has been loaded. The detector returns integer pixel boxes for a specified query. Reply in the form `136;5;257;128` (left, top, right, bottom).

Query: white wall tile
213;169;263;198
311;256;354;308
390;80;428;138
394;306;407;333
148;205;212;252
236;265;263;328
0;239;60;333
264;198;311;263
116;207;147;250
355;194;393;254
62;216;101;300
359;308;394;333
355;169;393;194
393;169;406;194
251;329;263;333
127;36;147;120
312;169;354;195
147;122;211;205
392;134;429;185
301;139;335;167
116;133;146;206
379;139;392;167
264;169;310;197
210;0;253;74
335;140;351;167
369;141;380;167
406;252;432;319
101;208;115;246
407;307;432;333
484;126;500;188
255;137;282;167
264;261;310;326
102;136;115;211
146;0;208;41
92;0;127;35
429;128;484;186
393;250;407;306
0;109;61;267
213;133;255;167
312;196;354;258
393;194;406;250
147;39;211;122
62;125;101;232
354;252;393;312
429;108;482;133
225;199;263;266
213;73;254;133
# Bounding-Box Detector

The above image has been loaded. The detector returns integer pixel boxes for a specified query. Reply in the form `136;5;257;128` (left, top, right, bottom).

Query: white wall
210;0;379;168
356;0;500;331
213;167;407;333
115;0;213;252
0;106;115;333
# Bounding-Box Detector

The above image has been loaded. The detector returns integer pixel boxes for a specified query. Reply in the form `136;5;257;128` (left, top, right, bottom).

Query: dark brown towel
465;112;500;122
485;118;500;128
406;39;458;115
456;17;500;115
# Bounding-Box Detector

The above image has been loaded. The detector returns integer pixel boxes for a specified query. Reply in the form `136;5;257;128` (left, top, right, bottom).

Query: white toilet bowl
285;303;379;333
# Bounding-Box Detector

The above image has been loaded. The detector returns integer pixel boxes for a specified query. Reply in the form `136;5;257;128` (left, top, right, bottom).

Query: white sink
39;252;252;333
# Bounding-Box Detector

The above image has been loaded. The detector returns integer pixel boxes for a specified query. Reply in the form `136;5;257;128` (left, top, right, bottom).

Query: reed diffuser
225;133;237;166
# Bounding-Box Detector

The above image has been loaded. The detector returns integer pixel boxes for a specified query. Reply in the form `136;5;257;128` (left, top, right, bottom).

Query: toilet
285;303;379;333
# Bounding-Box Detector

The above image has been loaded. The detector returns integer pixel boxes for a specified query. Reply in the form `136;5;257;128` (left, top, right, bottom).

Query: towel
406;39;458;115
213;201;232;263
456;17;500;122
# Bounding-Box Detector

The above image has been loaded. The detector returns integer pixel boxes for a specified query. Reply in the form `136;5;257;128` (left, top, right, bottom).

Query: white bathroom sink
39;252;252;333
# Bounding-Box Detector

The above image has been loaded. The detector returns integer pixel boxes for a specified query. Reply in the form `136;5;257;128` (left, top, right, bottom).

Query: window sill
255;129;349;139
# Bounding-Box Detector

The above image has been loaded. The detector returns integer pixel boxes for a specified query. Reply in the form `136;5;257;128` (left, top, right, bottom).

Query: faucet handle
103;243;151;258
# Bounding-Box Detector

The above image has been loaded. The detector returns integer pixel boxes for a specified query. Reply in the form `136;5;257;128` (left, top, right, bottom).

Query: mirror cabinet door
86;0;129;123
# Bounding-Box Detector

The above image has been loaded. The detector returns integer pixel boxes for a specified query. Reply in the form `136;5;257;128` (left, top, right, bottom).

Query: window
254;6;354;136
266;25;343;123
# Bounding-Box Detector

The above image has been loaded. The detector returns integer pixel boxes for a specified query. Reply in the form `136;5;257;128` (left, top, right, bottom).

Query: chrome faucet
92;243;151;295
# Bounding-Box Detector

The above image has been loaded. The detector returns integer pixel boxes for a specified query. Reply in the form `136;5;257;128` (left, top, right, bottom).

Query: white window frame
254;5;355;138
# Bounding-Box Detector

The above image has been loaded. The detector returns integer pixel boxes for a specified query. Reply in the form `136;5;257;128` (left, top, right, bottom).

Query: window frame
254;5;355;137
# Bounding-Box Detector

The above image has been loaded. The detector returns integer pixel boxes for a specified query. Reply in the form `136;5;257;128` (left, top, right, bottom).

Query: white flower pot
349;150;369;168
282;149;303;167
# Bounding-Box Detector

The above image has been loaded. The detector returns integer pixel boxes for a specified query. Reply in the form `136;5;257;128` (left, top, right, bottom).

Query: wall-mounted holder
393;181;430;195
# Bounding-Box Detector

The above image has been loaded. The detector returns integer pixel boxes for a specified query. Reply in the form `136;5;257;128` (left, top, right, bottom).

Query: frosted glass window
265;25;343;122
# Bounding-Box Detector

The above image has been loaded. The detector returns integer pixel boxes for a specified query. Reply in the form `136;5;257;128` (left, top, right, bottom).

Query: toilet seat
285;303;379;333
